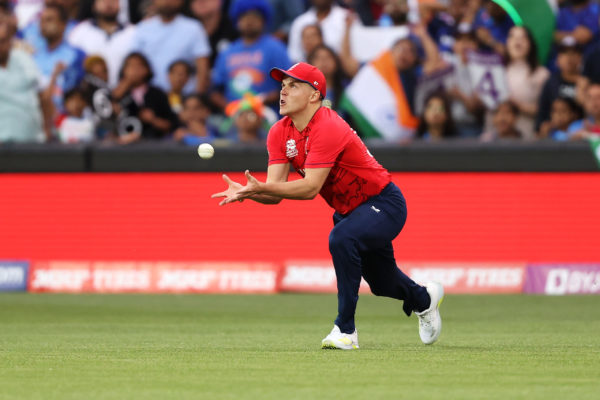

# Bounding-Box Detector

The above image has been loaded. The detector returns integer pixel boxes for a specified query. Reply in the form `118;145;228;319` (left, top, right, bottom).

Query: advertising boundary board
26;260;600;296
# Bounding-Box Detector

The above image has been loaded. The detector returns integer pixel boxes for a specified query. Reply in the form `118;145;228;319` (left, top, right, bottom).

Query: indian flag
493;0;558;64
339;51;418;141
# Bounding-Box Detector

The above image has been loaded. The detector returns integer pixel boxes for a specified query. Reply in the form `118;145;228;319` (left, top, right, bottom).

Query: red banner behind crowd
1;172;599;263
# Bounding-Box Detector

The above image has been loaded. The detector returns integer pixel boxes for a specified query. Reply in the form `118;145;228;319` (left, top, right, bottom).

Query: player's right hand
211;174;244;206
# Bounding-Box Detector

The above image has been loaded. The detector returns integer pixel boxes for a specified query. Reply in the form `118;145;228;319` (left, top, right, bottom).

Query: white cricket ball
197;143;214;159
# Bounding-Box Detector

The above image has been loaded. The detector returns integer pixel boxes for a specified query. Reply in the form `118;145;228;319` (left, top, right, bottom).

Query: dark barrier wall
0;140;598;172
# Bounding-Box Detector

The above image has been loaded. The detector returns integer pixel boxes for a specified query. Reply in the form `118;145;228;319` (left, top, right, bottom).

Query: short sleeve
305;118;348;168
267;124;288;165
190;22;211;59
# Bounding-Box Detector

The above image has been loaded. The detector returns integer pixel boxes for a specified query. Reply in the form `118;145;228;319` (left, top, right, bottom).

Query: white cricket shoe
321;325;359;350
415;282;444;345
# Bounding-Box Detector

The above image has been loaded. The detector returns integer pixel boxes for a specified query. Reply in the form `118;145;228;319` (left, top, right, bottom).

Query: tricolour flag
493;0;557;64
339;51;418;140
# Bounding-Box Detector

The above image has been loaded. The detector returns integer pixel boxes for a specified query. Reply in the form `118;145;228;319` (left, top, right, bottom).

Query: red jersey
267;107;391;214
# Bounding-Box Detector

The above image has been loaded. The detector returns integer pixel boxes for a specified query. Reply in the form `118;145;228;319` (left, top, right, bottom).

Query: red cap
270;62;327;98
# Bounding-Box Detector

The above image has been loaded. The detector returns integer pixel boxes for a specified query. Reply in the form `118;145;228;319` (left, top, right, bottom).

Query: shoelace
419;310;434;328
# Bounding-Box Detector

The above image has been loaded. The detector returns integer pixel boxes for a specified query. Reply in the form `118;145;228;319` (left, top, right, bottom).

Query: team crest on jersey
286;139;298;158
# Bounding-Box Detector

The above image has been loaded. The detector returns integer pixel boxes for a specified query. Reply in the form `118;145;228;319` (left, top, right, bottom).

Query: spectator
188;0;238;68
301;24;323;62
582;42;600;85
79;55;113;138
391;23;445;115
130;0;211;94
80;55;109;104
77;0;145;25
173;93;219;145
67;0;136;88
351;0;385;26
222;93;269;142
0;3;18;33
33;4;85;112
554;0;599;56
288;0;357;63
480;100;521;141
55;88;95;143
539;96;584;140
267;0;306;41
210;0;290;111
340;23;444;141
377;0;409;27
473;0;514;57
167;60;193;114
446;27;484;137
0;22;51;142
307;44;346;111
505;26;549;139
536;38;584;132
20;0;79;53
111;52;178;144
568;83;600;139
416;91;456;141
426;0;476;56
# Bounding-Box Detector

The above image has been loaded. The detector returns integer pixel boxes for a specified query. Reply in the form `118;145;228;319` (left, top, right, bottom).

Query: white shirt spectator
506;60;549;139
287;4;351;63
130;15;211;94
0;48;44;142
68;21;136;88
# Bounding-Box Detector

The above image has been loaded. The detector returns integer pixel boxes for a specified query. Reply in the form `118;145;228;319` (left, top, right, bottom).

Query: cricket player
212;62;444;349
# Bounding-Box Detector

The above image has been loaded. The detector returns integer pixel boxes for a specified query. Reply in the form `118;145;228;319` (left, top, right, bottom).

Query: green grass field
1;293;599;400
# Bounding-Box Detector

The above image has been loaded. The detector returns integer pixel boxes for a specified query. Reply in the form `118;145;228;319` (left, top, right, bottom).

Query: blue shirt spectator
131;0;211;94
20;17;77;54
212;34;290;103
30;5;84;111
428;12;457;56
474;1;514;55
211;0;290;111
34;41;85;101
555;0;600;56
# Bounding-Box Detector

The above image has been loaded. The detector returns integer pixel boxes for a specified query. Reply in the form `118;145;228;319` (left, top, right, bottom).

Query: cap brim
269;67;288;82
269;67;317;91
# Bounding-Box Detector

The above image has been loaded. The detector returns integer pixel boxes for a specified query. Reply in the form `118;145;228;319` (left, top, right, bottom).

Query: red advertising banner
28;261;281;294
1;172;599;264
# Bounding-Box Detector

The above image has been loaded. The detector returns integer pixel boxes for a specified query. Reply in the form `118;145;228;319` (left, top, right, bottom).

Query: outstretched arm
233;167;331;203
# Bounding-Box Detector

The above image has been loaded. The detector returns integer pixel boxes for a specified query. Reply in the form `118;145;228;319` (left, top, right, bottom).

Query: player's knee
328;228;352;252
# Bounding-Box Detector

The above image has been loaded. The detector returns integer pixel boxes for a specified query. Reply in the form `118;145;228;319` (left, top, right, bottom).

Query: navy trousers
329;182;430;334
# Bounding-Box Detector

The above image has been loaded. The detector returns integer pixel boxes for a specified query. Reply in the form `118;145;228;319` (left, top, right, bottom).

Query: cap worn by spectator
557;36;583;54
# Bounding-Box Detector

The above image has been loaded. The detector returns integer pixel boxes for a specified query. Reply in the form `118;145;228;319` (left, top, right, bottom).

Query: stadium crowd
0;0;599;145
